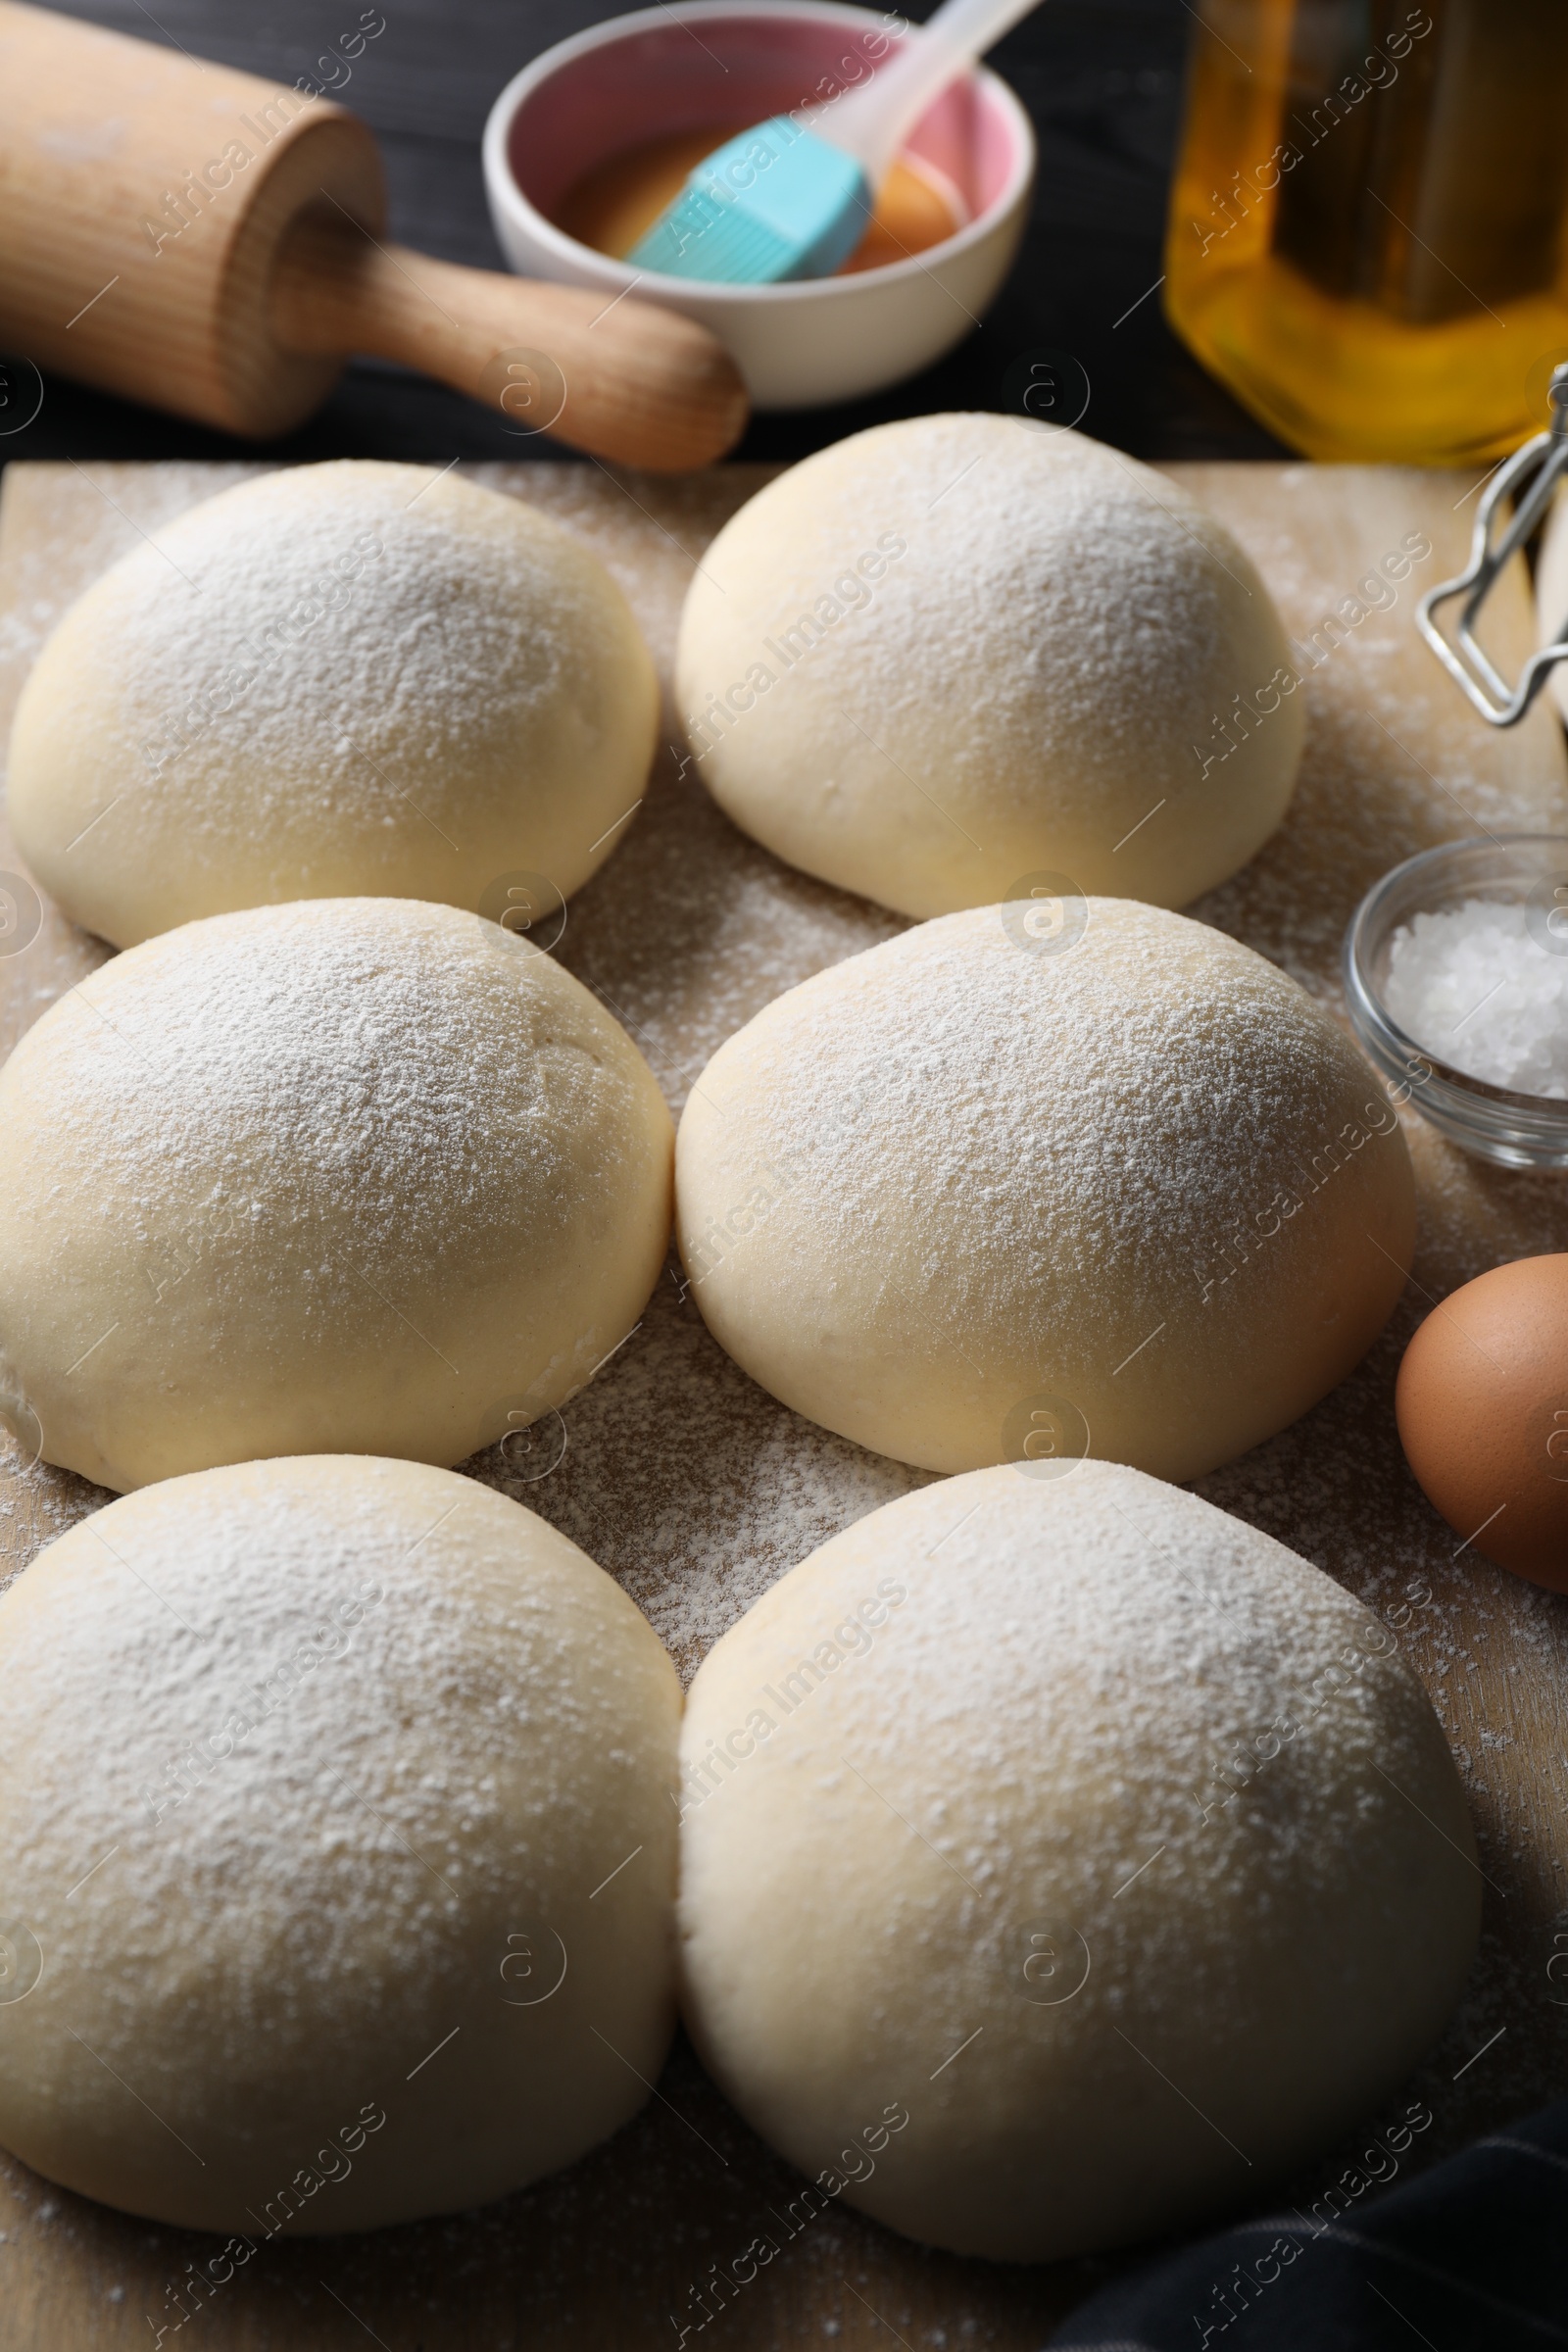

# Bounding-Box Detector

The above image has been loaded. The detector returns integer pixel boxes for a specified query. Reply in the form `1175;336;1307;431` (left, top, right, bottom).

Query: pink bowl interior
507;11;1023;232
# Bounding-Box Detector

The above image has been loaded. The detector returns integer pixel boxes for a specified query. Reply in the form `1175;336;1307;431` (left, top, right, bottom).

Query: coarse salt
1383;898;1568;1098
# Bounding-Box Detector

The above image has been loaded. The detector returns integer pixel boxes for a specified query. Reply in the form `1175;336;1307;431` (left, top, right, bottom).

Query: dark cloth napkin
1049;2098;1568;2349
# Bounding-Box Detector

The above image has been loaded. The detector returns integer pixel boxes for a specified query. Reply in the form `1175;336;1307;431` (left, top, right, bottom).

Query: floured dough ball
0;1456;681;2232
0;900;672;1492
676;900;1413;1480
678;1463;1479;2262
674;415;1302;918
8;461;658;948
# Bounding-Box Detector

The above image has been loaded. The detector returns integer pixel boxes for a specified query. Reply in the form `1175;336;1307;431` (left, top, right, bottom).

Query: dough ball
0;1456;680;2233
0;899;672;1492
674;415;1302;918
677;1463;1479;2262
676;900;1413;1480
8;461;658;948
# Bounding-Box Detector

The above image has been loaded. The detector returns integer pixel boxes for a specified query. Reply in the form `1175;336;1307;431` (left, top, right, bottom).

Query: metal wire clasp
1417;364;1568;726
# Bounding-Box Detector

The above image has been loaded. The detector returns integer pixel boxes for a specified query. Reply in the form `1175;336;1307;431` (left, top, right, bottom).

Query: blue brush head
627;117;871;283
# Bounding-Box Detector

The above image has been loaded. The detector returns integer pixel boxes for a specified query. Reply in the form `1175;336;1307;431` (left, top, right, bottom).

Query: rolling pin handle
269;208;747;471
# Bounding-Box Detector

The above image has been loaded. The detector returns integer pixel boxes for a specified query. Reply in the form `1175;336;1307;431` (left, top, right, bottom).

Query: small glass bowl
1344;833;1568;1170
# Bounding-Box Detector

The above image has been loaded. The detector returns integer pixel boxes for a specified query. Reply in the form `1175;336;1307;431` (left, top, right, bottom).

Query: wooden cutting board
0;455;1565;2352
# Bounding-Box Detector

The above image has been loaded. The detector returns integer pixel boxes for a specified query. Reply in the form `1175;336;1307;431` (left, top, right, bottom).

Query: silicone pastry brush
627;0;1044;283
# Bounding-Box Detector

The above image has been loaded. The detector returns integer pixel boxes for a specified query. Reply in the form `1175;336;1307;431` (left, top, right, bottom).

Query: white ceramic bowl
481;0;1036;411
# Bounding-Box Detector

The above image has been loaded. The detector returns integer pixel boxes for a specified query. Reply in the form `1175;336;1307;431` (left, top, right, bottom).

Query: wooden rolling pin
0;0;748;469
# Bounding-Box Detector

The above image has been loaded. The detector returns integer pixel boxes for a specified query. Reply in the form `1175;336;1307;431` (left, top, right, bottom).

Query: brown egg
1396;1253;1568;1591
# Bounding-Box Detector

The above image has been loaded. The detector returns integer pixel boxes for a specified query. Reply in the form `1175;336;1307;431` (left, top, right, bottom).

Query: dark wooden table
0;0;1288;471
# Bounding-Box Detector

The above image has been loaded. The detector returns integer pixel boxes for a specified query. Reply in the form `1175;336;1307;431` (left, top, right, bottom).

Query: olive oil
1165;0;1568;464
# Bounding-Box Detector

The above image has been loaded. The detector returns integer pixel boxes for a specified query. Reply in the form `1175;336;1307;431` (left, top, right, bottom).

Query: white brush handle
813;0;1045;182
